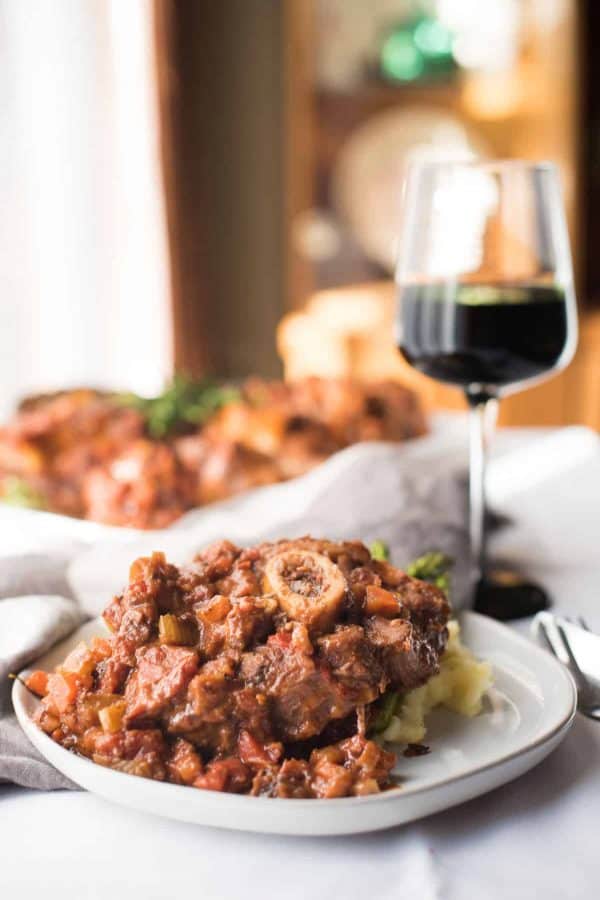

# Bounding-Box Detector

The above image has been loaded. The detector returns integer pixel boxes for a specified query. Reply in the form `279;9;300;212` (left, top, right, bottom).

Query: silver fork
537;615;600;721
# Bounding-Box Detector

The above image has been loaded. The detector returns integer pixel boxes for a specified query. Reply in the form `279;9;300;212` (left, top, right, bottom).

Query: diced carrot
364;585;401;619
25;670;48;697
200;595;231;624
60;641;96;677
90;637;113;661
47;672;81;713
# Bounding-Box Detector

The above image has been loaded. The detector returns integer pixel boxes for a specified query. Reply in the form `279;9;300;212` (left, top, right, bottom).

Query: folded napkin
0;435;470;791
0;594;82;788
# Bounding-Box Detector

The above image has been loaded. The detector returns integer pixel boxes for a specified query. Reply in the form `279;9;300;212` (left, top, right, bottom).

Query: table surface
2;425;600;900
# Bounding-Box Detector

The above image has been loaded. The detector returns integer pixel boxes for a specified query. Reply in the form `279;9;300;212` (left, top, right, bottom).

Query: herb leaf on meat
370;542;453;597
368;547;453;738
117;375;240;439
372;689;401;734
369;540;390;562
406;552;453;597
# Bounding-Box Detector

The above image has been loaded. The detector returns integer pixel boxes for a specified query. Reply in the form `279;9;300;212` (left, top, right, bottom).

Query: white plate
13;611;576;836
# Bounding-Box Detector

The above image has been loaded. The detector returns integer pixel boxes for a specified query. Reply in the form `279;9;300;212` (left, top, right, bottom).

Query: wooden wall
153;0;598;429
154;0;285;379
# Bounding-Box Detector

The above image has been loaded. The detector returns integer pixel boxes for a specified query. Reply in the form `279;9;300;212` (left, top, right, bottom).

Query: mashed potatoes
381;620;493;745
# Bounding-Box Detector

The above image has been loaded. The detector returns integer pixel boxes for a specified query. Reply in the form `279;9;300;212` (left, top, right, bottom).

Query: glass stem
466;390;499;581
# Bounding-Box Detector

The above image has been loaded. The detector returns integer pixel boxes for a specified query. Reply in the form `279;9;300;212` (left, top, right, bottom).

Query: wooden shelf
316;79;461;109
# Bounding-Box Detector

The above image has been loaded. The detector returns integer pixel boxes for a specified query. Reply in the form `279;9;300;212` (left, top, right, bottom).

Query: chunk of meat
124;644;198;722
167;738;203;785
103;552;183;673
250;734;395;799
347;565;382;603
224;596;277;652
193;757;251;794
309;754;354;798
251;759;312;799
316;625;386;702
194;594;277;660
276;418;339;479
216;556;262;598
365;616;445;689
240;625;364;742
165;656;241;753
193;438;282;505
83;727;168;780
82;440;195;529
329;734;396;795
194;595;232;659
96;657;131;695
192;540;241;578
237;730;283;767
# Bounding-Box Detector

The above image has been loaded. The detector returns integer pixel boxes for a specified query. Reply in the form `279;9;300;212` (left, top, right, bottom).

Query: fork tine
556;624;589;688
537;619;559;657
538;619;572;666
562;615;592;633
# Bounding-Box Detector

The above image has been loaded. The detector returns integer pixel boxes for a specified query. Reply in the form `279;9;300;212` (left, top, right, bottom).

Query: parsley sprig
369;542;453;597
117;375;240;439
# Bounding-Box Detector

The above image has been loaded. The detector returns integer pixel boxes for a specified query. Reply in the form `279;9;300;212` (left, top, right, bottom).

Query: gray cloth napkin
0;593;83;789
0;440;470;791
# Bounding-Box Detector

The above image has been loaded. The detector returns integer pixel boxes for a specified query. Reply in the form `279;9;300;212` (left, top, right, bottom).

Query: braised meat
83;440;196;529
0;390;144;517
0;377;427;528
29;537;449;799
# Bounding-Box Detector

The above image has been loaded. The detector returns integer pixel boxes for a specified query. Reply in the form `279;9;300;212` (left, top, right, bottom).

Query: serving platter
13;611;576;836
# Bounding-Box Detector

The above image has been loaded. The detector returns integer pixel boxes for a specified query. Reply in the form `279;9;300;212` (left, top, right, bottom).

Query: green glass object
380;29;425;83
413;17;453;58
379;15;456;85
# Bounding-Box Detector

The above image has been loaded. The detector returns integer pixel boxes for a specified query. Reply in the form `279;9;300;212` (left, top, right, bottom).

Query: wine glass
395;160;578;619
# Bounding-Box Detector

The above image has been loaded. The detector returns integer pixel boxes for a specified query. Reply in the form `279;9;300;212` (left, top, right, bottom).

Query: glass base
473;567;550;621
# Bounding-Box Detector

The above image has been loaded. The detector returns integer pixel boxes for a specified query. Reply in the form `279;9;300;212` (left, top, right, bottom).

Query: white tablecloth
2;426;600;899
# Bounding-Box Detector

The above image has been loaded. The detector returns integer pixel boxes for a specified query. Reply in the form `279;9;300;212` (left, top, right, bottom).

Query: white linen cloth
1;421;600;899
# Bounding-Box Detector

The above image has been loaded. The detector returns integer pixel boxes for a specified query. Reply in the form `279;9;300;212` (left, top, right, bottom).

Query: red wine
398;283;569;389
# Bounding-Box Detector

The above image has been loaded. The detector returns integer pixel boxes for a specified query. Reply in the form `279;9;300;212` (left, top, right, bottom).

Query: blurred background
1;0;598;426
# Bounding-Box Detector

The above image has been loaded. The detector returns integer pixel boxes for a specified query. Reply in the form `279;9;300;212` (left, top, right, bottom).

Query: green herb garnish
117;375;240;439
370;541;453;596
407;551;453;597
372;689;401;734
366;545;454;738
369;540;390;562
1;476;47;510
